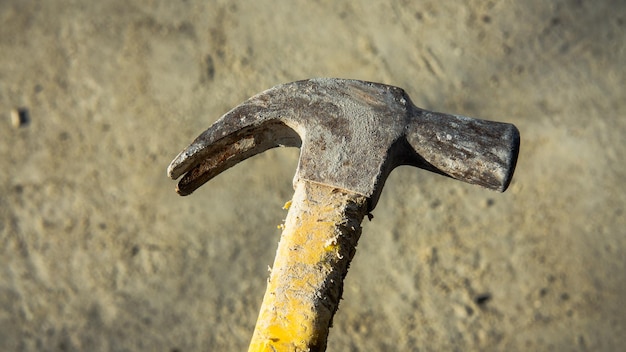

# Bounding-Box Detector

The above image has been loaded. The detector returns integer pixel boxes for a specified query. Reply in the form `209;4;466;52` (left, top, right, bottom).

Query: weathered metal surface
168;78;519;209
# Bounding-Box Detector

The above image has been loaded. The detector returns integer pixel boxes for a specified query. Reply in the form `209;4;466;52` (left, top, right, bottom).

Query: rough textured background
1;0;624;351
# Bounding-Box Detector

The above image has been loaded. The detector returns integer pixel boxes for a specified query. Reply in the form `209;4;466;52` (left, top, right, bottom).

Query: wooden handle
248;181;369;352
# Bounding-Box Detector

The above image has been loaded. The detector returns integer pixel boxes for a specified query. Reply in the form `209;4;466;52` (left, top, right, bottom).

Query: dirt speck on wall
1;1;625;351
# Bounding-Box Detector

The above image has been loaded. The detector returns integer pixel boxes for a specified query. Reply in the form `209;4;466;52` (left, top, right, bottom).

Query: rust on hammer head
168;78;520;210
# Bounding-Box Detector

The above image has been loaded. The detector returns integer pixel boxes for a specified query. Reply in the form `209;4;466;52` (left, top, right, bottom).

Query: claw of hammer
168;78;520;351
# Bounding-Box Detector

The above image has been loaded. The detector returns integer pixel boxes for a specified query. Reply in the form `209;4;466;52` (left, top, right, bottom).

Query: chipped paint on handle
248;181;368;352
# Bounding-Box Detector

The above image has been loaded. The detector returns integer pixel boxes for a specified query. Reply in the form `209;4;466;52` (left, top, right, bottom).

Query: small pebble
10;107;29;128
474;292;492;306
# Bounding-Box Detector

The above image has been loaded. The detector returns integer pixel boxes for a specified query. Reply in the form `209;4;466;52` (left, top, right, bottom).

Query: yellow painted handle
248;181;368;352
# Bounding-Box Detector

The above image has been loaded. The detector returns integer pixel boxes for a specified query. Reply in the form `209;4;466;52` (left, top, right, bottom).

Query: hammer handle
248;181;368;352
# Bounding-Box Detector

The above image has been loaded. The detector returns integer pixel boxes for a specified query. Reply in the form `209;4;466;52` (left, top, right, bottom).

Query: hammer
167;78;519;351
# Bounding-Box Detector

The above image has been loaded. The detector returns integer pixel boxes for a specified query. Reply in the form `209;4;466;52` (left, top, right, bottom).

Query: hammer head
168;78;519;210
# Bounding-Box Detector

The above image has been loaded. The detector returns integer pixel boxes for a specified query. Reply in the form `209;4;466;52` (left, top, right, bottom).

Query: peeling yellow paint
248;181;368;352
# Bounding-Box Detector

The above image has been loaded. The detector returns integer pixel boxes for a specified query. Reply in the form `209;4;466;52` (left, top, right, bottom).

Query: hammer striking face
168;78;520;351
